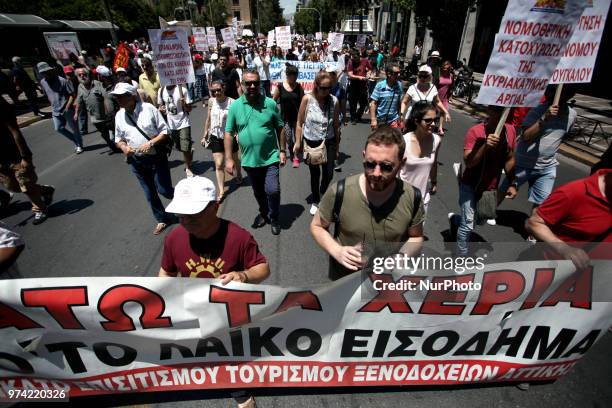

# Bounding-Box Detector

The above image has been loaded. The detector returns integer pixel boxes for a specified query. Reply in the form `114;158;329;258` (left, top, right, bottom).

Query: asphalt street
3;102;610;408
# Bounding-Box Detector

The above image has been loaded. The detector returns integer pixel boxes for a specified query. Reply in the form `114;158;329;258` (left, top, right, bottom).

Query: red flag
113;42;129;72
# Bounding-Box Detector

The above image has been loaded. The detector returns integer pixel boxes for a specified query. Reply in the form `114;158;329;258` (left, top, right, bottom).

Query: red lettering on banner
520;268;555;310
541;266;592;309
98;285;172;331
471;271;526;315
578;15;602;31
563;42;599;57
0;302;42;330
419;275;475;315
21;287;88;329
275;291;323;314
358;274;422;313
503;21;572;39
209;286;265;327
551;67;593;83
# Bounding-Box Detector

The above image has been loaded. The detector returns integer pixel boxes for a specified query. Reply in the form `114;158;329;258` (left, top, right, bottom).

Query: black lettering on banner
421;330;460;356
0;352;34;374
286;328;322;357
160;343;195;360
230;330;244;356
388;330;423;357
196;337;230;357
562;330;601;358
341;329;373;357
249;327;283;356
523;326;577;359
46;342;87;374
93;342;137;367
486;326;529;357
453;332;488;356
373;330;391;357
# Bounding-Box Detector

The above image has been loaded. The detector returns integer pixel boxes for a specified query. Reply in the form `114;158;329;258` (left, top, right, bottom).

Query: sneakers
251;214;270;229
527;235;537;244
185;168;194;177
32;211;48;225
41;185;55;207
309;203;318;216
292;157;299;168
153;223;168;235
334;160;341;172
271;220;281;235
486;218;497;226
237;396;256;408
75;146;83;154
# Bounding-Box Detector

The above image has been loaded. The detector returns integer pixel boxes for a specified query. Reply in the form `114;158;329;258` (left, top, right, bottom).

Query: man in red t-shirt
159;176;269;284
450;106;517;256
526;169;611;268
347;50;372;124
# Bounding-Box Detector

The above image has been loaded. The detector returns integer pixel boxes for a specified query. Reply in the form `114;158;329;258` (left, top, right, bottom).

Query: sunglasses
422;117;440;124
211;89;223;94
387;71;400;76
363;161;395;174
318;86;331;91
244;80;260;87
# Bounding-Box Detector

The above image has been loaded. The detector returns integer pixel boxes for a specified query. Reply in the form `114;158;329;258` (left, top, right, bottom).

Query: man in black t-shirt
210;55;242;100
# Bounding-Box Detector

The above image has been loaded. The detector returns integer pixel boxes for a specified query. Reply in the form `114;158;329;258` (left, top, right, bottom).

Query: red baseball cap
63;65;74;74
194;53;203;60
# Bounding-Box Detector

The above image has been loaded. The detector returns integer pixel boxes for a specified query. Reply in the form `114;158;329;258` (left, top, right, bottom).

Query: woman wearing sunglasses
400;101;441;214
400;65;451;134
295;72;341;216
273;64;304;167
202;80;242;201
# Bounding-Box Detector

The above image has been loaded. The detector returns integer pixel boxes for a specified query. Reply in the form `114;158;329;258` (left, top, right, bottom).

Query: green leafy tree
256;0;285;34
194;0;229;28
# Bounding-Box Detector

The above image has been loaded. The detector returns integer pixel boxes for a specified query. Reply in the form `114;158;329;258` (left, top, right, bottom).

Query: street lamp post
298;7;322;34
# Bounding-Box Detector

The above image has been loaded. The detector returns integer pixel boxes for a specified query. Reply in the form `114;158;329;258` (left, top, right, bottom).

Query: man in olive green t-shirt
311;127;425;280
225;69;286;235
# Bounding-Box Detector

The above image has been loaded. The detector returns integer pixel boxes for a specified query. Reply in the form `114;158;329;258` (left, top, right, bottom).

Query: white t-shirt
157;85;192;130
209;97;234;138
404;84;438;120
114;101;168;155
400;132;441;205
253;55;270;81
0;221;24;279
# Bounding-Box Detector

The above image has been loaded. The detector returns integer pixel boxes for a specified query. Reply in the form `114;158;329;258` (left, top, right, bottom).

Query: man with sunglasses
211;53;242;100
311;127;425;280
224;70;286;235
370;63;403;129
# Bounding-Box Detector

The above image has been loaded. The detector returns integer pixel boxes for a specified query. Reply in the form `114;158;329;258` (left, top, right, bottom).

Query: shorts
499;165;556;205
0;161;38;193
209;136;238;154
170;127;193;152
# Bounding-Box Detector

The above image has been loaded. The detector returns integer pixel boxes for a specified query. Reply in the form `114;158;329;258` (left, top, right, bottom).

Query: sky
280;0;298;16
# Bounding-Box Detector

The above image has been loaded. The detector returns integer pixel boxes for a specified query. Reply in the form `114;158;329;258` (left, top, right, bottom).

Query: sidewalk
450;74;611;166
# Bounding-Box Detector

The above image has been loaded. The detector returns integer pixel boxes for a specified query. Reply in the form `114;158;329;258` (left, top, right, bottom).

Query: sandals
153;223;168;235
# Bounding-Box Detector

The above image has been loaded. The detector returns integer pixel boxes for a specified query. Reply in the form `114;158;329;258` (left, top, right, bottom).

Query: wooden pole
494;107;511;136
553;83;563;106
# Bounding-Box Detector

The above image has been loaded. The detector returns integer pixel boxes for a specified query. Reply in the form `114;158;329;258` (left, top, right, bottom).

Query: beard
366;173;395;192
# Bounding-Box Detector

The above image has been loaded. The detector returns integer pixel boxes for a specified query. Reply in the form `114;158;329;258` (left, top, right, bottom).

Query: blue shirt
41;76;75;117
370;79;402;124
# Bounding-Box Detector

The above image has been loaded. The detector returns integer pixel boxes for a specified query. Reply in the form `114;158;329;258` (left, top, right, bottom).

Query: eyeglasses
422;117;440;124
211;89;223;94
363;161;395;174
418;73;430;78
244;80;260;87
387;71;400;76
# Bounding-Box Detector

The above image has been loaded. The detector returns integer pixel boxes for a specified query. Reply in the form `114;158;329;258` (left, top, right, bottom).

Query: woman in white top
295;72;341;215
401;65;451;134
400;101;441;214
203;80;242;201
253;46;271;97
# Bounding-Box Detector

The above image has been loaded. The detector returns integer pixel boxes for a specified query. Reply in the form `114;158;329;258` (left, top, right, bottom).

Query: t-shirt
157;85;192;130
161;220;267;278
40;76;75;116
404;83;438;120
347;58;372;90
370;79;402;124
0;221;24;278
138;72;161;105
77;80;113;123
278;82;304;123
318;174;425;279
516;103;577;170
253;55;270;81
536;169;611;258
225;95;284;168
211;67;241;99
460;122;517;193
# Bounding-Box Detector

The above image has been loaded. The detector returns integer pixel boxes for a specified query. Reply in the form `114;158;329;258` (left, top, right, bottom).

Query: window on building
232;0;240;6
233;10;241;20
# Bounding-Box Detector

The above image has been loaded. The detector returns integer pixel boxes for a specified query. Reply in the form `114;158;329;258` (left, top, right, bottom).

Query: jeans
194;74;207;100
306;139;337;203
500;165;556;205
129;154;174;223
348;85;368;122
52;109;83;148
79;108;89;134
244;163;280;222
455;182;476;257
260;80;271;97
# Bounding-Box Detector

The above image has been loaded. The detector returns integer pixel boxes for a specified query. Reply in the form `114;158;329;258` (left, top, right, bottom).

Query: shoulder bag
124;111;173;156
303;97;332;166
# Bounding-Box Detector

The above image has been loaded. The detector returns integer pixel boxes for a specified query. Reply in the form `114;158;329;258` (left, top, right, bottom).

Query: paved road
3;103;610;408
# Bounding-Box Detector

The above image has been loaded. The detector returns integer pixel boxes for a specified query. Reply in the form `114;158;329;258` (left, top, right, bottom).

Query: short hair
385;62;400;73
365;126;405;160
242;68;260;80
210;79;224;88
406;101;437;132
285;64;299;76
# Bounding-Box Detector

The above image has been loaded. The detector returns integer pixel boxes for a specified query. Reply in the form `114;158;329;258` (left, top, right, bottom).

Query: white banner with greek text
148;28;195;87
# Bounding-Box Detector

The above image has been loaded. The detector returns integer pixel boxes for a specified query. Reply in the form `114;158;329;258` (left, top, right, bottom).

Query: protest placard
43;32;81;62
267;30;275;48
206;27;217;49
148;28;195;87
1;261;611;396
551;0;610;84
269;60;339;93
476;0;586;107
329;32;344;51
356;34;366;48
221;27;236;51
316;32;323;41
192;27;209;52
275;26;292;50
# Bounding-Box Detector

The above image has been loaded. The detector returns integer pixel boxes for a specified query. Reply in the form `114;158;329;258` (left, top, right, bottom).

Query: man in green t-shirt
310;127;425;280
224;69;286;235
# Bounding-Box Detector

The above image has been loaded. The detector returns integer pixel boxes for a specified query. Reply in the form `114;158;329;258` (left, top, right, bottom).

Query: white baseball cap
110;82;137;96
115;67;127;73
418;65;433;74
165;177;217;215
96;65;112;77
430;51;440;58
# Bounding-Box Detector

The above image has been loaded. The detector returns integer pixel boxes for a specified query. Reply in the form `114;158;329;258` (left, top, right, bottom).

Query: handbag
303;139;327;165
124;111;173;156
